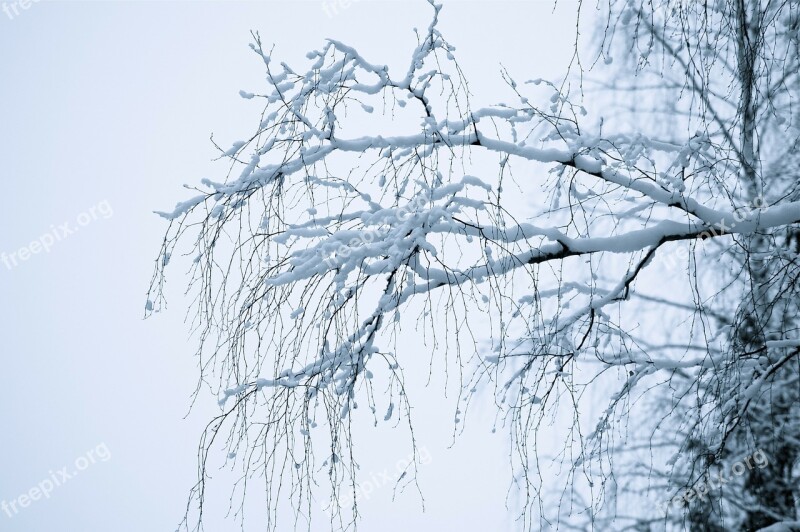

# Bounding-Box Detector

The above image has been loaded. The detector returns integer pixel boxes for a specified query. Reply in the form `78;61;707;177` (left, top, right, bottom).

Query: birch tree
148;1;800;529
584;1;800;529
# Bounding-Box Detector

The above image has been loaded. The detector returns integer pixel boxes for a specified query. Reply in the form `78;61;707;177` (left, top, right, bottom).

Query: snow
757;523;800;532
766;339;800;349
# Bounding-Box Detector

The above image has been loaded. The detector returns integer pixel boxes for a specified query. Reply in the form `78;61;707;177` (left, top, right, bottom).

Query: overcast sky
0;2;587;530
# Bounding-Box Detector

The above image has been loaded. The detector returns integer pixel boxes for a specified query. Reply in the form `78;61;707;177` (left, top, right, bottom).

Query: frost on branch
147;1;800;530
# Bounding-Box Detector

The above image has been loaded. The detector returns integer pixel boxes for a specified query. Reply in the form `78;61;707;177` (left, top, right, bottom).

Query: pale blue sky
0;2;584;530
